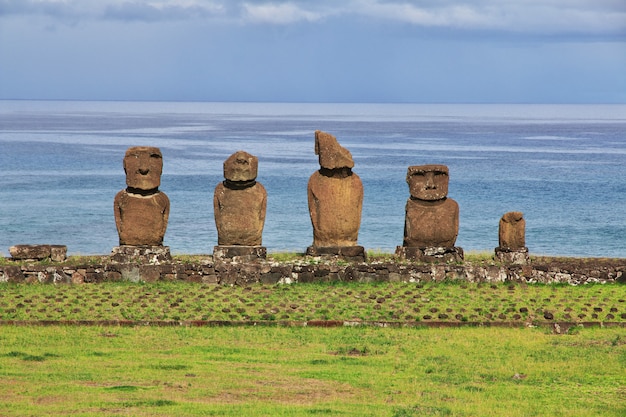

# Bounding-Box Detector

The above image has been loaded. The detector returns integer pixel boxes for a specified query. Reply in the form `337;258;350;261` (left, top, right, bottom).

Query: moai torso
403;164;458;248
499;211;525;249
114;147;169;246
307;131;363;247
214;151;267;246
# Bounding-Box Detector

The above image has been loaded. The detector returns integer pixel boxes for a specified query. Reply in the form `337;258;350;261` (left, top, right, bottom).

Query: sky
0;0;625;103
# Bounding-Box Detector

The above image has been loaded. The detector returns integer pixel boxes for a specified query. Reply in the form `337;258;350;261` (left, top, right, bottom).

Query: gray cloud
1;0;625;36
102;1;223;22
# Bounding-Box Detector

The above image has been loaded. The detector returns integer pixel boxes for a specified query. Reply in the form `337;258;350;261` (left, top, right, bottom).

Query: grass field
0;281;625;416
0;325;625;416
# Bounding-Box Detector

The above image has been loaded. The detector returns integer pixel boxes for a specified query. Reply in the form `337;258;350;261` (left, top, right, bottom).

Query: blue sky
1;0;625;103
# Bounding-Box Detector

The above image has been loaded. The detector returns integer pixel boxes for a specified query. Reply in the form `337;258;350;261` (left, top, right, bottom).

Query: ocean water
0;100;625;258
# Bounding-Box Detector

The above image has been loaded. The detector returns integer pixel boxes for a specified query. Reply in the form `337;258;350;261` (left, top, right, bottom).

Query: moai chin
213;151;267;260
495;211;529;265
113;146;170;251
396;164;462;262
306;130;365;261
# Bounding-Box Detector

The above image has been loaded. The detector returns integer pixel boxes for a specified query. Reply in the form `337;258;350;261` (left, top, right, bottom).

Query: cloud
350;0;626;35
1;0;625;37
0;0;225;23
242;2;325;24
103;1;223;22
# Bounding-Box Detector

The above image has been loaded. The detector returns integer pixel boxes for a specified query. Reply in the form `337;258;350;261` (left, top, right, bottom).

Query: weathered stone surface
407;164;449;201
110;245;172;264
213;245;267;261
402;165;459;249
395;246;464;263
403;199;459;248
0;257;624;286
214;151;267;246
223;150;258;182
315;130;354;170
308;131;363;247
495;247;530;265
305;245;366;262
50;245;67;262
499;211;526;249
0;265;24;283
114;147;170;246
123;146;163;190
9;244;67;261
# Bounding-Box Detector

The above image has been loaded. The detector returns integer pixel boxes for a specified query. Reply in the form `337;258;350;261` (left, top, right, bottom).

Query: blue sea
0;100;625;258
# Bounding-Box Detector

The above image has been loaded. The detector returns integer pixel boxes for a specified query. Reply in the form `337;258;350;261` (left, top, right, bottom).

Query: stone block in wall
388;272;403;282
71;270;85;284
49;268;71;284
260;272;282;284
202;274;219;284
186;274;203;283
1;266;25;283
9;244;67;262
270;264;292;276
298;272;315;283
314;266;331;278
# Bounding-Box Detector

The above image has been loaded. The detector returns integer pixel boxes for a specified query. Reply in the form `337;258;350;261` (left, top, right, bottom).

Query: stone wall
1;257;624;286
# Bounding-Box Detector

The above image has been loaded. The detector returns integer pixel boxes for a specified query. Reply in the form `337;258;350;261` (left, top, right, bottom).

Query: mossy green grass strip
0;281;624;324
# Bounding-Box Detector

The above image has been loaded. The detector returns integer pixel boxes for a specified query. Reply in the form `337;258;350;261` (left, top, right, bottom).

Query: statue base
305;245;366;262
213;246;267;262
395;246;464;263
495;247;530;265
110;245;171;264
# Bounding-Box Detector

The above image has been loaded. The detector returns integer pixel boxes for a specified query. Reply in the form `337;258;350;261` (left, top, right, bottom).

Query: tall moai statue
395;164;463;262
495;211;529;265
306;130;365;261
213;151;267;261
112;146;171;263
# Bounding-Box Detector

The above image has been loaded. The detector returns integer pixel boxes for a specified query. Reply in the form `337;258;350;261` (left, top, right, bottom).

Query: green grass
1;281;624;324
0;325;624;416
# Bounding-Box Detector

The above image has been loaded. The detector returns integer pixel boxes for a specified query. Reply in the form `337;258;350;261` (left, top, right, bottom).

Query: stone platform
495;247;530;265
110;245;171;264
213;246;267;262
306;245;366;262
395;246;464;263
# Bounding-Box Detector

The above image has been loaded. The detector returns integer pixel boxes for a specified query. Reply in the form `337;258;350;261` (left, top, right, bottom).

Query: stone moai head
499;211;526;249
407;164;449;201
315;130;354;170
123;146;163;190
223;150;258;182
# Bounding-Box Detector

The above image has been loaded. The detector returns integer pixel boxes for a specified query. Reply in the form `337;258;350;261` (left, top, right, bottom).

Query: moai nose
425;172;436;189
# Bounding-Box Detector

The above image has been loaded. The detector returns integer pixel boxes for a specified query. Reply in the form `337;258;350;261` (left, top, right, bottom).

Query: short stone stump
495;247;530;265
110;245;171;264
9;244;67;262
395;246;464;263
305;245;366;262
213;246;267;262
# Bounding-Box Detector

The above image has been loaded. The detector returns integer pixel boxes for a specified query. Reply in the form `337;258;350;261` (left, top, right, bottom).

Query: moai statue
306;130;365;261
495;211;529;265
112;146;171;263
395;164;463;262
213;151;267;261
